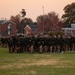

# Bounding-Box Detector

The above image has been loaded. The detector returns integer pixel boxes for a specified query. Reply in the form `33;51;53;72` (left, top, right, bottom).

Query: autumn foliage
36;11;62;33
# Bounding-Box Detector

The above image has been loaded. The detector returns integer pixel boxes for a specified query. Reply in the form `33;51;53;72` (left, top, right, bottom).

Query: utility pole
42;6;44;34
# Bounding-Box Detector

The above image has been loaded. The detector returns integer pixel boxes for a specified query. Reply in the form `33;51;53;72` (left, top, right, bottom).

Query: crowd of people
0;34;75;54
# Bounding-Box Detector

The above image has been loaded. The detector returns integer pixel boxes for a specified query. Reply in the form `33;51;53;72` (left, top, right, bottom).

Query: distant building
0;20;17;36
29;24;38;34
24;25;32;35
24;24;38;35
62;24;75;36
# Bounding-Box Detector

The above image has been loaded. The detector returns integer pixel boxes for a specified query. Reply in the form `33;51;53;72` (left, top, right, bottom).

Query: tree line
9;2;75;33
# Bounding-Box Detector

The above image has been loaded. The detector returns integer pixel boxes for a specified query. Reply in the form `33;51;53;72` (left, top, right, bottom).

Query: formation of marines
0;34;75;54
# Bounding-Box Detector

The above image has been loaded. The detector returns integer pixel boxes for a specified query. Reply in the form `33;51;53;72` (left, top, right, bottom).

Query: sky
0;0;75;21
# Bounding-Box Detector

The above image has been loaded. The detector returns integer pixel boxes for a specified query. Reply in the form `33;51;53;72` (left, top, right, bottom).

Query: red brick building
24;24;38;35
0;20;17;36
24;25;32;35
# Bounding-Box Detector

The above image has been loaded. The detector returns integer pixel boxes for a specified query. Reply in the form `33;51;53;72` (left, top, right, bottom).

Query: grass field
0;48;75;75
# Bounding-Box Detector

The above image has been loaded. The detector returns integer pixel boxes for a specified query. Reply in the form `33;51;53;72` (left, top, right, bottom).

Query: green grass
0;48;75;75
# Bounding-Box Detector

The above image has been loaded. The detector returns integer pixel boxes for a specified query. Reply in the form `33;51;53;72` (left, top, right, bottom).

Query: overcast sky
0;0;75;21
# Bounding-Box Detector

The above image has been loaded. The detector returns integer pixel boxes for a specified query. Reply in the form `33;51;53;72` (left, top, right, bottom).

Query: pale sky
0;0;75;21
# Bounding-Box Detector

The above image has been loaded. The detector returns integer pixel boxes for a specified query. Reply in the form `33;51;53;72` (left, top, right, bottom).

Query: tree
36;11;62;33
20;9;33;26
10;14;23;33
20;9;26;18
62;2;75;27
10;9;33;33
